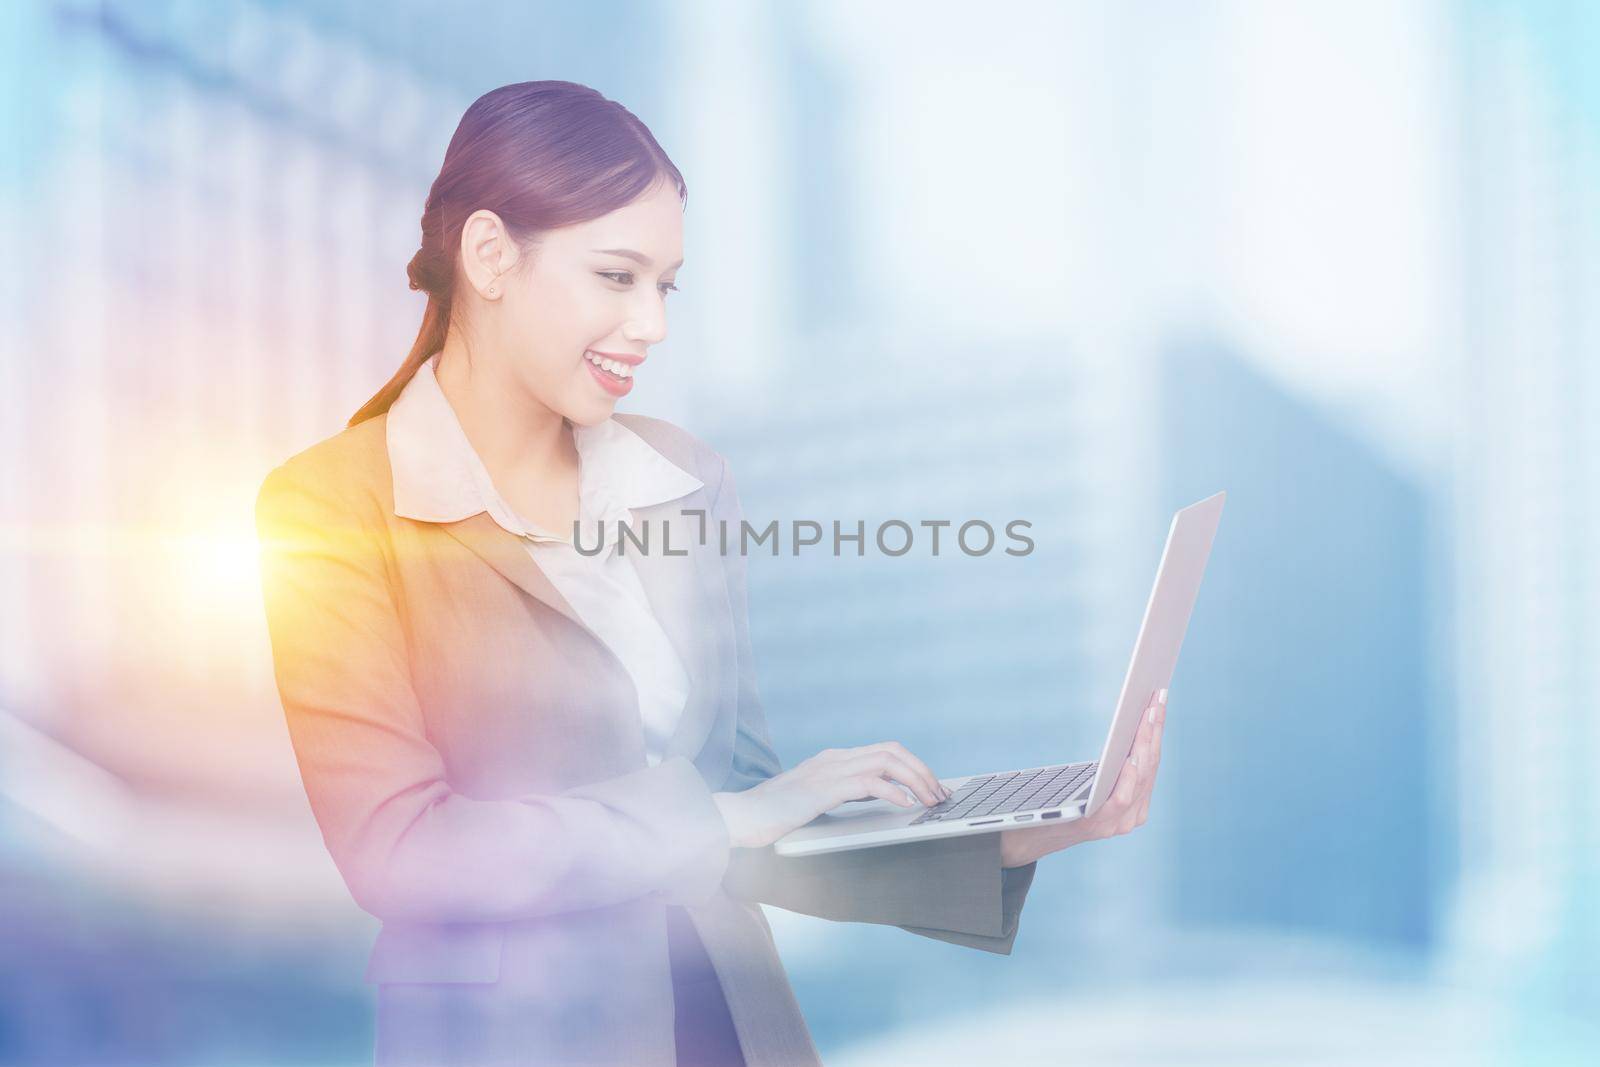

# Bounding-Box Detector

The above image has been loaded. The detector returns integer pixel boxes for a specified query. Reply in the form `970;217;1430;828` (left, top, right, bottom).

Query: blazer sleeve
255;459;733;926
705;456;1040;955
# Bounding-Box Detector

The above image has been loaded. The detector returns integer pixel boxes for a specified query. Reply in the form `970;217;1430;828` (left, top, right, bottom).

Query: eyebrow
592;248;684;270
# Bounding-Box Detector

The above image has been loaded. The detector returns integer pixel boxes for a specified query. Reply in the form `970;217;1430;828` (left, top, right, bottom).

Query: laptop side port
1013;814;1034;821
1041;811;1062;819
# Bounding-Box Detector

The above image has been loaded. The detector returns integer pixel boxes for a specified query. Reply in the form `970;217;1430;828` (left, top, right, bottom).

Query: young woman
255;80;1167;1067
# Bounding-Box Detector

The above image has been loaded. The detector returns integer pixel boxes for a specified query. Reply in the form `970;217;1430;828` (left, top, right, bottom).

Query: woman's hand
713;742;952;850
999;689;1168;868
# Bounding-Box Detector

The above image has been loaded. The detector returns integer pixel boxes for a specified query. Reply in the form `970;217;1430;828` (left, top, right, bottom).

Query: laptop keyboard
911;762;1097;825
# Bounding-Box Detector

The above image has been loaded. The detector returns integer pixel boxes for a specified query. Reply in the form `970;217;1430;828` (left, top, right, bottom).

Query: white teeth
587;352;632;379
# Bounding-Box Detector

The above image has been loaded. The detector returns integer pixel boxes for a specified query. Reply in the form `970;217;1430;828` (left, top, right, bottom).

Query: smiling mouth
585;351;634;380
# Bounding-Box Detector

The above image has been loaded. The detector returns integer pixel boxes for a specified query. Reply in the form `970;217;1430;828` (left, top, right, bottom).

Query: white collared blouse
385;354;706;766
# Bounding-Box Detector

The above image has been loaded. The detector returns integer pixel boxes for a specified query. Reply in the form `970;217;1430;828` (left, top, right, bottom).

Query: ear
459;209;519;299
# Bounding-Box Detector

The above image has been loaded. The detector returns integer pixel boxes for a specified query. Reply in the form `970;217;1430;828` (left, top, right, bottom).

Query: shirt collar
386;355;704;547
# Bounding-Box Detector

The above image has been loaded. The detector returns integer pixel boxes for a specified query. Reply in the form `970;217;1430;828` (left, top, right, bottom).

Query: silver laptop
775;490;1226;857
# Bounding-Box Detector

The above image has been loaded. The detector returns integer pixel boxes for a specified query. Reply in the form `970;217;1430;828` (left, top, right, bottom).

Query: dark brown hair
347;81;687;428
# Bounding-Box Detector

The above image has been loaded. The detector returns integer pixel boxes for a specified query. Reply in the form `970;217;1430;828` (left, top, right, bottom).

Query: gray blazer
255;411;1038;1067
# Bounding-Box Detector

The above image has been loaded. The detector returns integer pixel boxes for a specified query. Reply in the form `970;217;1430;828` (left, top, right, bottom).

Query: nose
622;289;668;347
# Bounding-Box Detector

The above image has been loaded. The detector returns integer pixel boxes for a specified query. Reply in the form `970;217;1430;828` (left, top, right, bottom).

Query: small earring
486;285;498;297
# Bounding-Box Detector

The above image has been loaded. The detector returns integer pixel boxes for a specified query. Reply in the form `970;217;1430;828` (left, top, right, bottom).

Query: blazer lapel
443;505;724;766
441;512;593;636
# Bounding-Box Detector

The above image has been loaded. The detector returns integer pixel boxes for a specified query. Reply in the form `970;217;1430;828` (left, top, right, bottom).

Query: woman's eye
598;271;679;297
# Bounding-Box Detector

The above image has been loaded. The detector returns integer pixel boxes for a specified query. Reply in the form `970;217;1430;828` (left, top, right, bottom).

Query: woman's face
488;179;684;427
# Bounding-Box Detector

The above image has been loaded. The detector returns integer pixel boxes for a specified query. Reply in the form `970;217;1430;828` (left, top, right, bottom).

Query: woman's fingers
1116;749;1148;831
1112;710;1155;799
1134;720;1163;826
1143;727;1162;787
1135;703;1159;769
875;752;945;805
862;741;950;801
850;775;917;807
838;750;943;806
1131;702;1155;755
1103;721;1154;825
1129;696;1166;828
1080;695;1168;840
1114;751;1141;805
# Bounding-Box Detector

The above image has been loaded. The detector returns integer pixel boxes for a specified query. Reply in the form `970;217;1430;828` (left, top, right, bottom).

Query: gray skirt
666;904;747;1067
